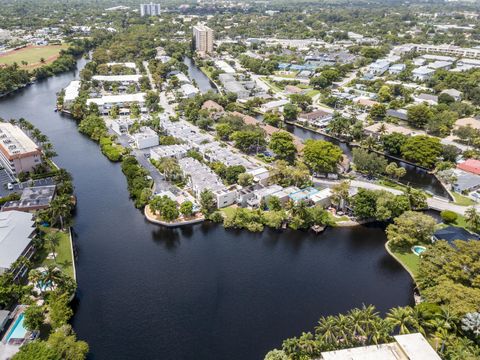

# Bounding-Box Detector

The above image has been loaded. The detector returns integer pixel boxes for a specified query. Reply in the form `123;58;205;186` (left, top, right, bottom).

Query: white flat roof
0;211;35;272
394;333;442;360
92;75;141;82
87;93;146;106
321;343;405;360
64;80;81;101
106;62;137;69
0;123;39;157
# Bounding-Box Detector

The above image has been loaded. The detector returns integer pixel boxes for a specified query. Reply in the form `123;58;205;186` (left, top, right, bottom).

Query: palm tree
44;232;62;262
316;316;338;346
363;135;377;151
386;306;419;334
465;207;480;231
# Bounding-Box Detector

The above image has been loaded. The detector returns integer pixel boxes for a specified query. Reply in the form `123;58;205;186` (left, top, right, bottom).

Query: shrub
441;210;458;223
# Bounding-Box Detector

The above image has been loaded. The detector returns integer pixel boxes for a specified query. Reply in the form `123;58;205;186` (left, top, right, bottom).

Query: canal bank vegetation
78;113;126;162
121;156;152;208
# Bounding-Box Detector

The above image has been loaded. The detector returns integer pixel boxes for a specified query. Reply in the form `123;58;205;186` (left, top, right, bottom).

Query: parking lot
0;168;55;197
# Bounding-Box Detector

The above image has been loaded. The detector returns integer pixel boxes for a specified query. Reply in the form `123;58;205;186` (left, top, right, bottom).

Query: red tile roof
457;159;480;175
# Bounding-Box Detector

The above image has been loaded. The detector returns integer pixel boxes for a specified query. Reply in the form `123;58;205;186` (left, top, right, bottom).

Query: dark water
0;59;414;360
183;56;218;93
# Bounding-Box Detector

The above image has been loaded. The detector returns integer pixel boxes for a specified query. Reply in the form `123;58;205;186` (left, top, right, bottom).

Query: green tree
200;189;217;216
230;129;266;153
303;139;343;174
180;201;194;217
352;148;388;177
381;132;408;156
401;135;442;168
23;304;45;331
238;173;254;187
386;211;436;249
407;103;434;128
369;103;387;121
264;349;288;360
465;207;480;232
44;231;62;262
48;293;74;330
331;180;350;211
386;306;422;335
283;103;299;122
385;162;406;181
269;131;297;163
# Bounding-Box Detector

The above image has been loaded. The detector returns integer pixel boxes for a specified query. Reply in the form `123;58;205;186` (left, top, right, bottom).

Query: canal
0;59;413;360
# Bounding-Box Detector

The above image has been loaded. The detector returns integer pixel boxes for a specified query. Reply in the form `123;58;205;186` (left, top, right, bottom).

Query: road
314;177;475;215
114;132;173;193
143;61;156;91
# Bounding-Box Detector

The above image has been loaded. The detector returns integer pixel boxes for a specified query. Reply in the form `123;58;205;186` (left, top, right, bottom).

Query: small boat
311;225;325;234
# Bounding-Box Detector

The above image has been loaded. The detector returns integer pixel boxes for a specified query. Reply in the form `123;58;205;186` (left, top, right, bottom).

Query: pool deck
0;342;21;360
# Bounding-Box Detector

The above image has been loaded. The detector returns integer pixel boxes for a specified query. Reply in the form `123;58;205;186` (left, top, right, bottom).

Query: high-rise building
193;24;214;54
140;3;161;16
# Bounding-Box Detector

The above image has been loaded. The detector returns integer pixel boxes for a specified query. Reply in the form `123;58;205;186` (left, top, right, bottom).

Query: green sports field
0;44;68;69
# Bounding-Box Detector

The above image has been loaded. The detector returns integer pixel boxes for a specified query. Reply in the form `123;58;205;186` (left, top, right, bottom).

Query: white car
7;183;13;190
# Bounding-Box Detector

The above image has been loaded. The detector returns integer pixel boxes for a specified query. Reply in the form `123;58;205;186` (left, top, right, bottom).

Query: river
0;59;413;360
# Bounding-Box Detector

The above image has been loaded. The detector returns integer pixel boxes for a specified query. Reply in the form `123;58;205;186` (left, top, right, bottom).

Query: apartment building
140;3;161;16
193;24;214;54
0;123;42;177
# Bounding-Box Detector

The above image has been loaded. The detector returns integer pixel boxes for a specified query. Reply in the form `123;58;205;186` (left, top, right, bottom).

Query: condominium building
140;3;161;16
193;24;214;54
0;123;42;177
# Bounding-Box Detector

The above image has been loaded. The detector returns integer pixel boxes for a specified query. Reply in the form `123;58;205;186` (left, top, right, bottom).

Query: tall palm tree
44;232;62;262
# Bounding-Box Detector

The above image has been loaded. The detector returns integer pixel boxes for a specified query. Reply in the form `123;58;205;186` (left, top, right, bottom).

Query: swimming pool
412;245;427;256
5;313;27;343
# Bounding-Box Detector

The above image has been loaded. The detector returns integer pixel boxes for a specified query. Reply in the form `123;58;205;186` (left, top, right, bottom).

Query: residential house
413;93;438;105
441;89;462;101
457;159;480;175
388;63;406;75
260;99;289;113
133;127;159;149
201;100;225;119
298;110;334;128
412;67;435;81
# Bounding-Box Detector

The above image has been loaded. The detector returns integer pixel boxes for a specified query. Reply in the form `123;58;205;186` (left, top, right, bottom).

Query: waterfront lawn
451;192;475;206
0;44;68;69
387;242;420;279
220;205;238;218
39;227;75;278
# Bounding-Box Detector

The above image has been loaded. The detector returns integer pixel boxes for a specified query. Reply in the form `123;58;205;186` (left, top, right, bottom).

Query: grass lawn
273;71;298;78
260;77;283;93
0;44;68;69
220;205;238;218
451;192;475;206
38;227;75;279
306;89;320;98
378;179;409;192
386;241;420;279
